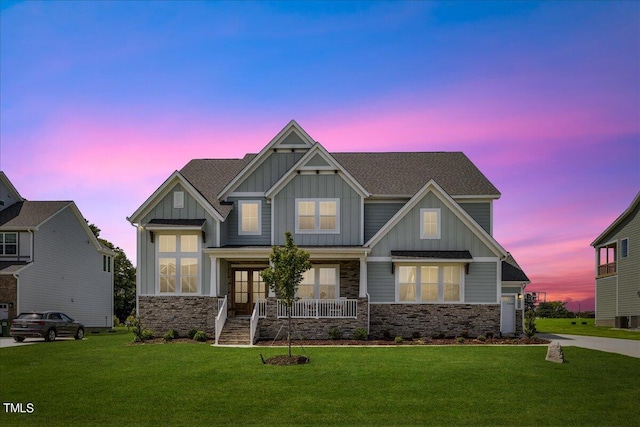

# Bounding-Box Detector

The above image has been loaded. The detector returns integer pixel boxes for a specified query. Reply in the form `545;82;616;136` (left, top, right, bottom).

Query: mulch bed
256;337;550;346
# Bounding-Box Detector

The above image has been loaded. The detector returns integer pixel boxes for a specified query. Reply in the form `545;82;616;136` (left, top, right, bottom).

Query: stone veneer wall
369;304;501;339
516;309;523;333
0;276;18;320
138;296;218;336
258;297;368;340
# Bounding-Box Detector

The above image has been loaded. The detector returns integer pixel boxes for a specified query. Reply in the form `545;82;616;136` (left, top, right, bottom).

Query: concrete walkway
537;334;640;359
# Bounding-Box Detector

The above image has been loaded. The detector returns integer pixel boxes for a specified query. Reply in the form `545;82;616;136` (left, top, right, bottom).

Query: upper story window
0;232;17;255
297;266;339;299
157;234;199;294
103;255;111;273
420;208;441;239
621;238;629;259
295;199;339;234
597;242;617;277
239;200;261;235
397;265;463;303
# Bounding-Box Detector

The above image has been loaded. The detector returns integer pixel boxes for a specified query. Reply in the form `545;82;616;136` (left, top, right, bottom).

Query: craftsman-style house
591;191;640;328
0;172;114;328
128;121;529;344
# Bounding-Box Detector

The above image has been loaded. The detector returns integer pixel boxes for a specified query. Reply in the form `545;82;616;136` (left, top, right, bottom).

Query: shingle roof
333;152;500;197
0;201;70;229
502;255;530;282
0;261;30;275
180;157;255;218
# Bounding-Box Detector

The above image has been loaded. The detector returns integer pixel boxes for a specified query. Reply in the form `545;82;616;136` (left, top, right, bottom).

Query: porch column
210;256;218;297
359;256;367;298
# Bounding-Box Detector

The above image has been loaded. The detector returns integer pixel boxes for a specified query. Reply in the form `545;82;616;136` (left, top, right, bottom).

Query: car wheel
75;328;84;340
13;336;25;343
45;328;56;342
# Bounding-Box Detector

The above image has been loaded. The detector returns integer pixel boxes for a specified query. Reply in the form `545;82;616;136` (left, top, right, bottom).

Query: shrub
394;336;403;344
131;317;144;342
141;329;155;340
457;336;465;344
187;329;198;339
112;315;121;327
163;329;179;342
477;334;487;342
524;309;537;338
193;331;207;342
353;328;368;341
328;327;343;340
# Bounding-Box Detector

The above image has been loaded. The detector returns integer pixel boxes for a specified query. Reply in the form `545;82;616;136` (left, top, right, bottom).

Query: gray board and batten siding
139;183;216;295
458;202;491;234
234;151;305;193
367;261;498;303
369;192;496;258
273;173;362;246
225;197;271;246
18;206;113;327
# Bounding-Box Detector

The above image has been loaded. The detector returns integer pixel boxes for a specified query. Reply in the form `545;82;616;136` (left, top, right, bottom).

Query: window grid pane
399;266;417;302
159;235;176;253
241;203;259;233
180;235;198;253
423;212;437;236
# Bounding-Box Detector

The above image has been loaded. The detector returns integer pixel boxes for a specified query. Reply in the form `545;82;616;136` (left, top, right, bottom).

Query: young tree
524;293;537;338
89;223;136;322
260;231;311;357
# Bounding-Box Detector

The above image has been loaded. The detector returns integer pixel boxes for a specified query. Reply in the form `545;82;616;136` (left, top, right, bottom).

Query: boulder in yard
546;342;564;363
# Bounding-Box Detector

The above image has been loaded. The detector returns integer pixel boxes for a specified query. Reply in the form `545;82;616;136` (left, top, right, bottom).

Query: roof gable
591;191;640;247
0;201;70;230
217;120;315;199
364;179;507;257
265;143;370;198
0;171;24;210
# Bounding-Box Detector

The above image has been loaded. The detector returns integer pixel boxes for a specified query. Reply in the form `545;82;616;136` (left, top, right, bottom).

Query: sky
1;1;638;311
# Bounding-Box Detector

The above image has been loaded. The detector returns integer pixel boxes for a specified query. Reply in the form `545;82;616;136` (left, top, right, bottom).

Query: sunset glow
2;1;638;311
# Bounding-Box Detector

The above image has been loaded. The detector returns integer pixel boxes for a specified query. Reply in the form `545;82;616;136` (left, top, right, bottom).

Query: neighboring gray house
591;191;640;328
0;172;114;328
128;121;529;343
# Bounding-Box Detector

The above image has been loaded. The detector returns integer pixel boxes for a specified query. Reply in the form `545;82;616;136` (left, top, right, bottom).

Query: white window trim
155;232;201;295
395;264;464;303
620;237;629;259
238;200;262;236
295;198;340;234
420;208;441;239
173;191;184;209
297;265;340;299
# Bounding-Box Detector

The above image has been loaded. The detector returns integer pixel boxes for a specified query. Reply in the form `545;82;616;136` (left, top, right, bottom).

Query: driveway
538;333;640;358
0;337;78;348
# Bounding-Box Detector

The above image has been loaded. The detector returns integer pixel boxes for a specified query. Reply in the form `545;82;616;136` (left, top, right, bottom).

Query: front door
501;295;516;334
233;269;267;316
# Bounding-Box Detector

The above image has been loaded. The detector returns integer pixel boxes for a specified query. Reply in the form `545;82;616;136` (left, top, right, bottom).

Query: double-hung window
620;238;629;259
297;266;339;299
295;199;339;233
0;232;17;255
158;234;199;294
238;200;261;235
397;265;462;303
420;209;441;239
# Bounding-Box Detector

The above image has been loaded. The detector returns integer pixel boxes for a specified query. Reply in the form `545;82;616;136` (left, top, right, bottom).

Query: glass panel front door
233;269;267;316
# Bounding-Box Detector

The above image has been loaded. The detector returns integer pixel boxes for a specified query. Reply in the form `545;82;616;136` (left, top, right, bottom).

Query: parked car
10;311;85;342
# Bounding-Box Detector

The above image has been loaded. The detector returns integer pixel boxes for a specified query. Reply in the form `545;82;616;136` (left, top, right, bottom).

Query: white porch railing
249;299;267;345
215;295;227;345
277;299;358;319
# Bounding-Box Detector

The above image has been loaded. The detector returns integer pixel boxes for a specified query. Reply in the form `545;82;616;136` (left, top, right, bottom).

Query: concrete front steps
217;317;252;345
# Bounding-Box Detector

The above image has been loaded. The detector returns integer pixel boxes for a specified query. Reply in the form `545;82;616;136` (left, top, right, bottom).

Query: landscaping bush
457;336;465;344
394;336;403;344
353;328;368;341
328;327;343;340
141;329;155;340
112;315;121;327
477;334;487;342
187;329;198;339
193;331;207;342
163;329;179;342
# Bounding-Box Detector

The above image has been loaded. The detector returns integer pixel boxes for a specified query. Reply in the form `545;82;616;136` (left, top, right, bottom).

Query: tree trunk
287;314;292;357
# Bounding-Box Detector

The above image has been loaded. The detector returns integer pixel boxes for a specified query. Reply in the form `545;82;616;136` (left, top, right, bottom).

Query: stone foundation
258;297;368;340
138;296;219;336
369;303;501;339
516;309;523;333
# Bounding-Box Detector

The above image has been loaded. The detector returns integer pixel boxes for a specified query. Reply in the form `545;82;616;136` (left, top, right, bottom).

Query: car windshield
16;313;43;320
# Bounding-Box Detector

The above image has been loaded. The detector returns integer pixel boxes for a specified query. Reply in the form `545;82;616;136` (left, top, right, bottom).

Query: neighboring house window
157;234;199;294
620;238;629;259
297;266;339;299
0;232;17;255
103;255;111;273
597;243;617;277
173;191;184;209
295;199;339;233
397;265;463;303
420;209;441;239
238;200;261;235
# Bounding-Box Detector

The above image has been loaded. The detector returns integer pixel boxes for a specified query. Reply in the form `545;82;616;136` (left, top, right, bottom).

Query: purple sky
1;1;638;311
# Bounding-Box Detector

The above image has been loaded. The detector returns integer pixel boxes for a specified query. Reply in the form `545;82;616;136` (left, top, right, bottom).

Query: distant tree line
535;301;595;318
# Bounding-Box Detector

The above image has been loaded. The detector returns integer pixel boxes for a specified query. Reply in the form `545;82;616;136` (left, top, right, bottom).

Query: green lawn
536;318;640;340
1;330;638;426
